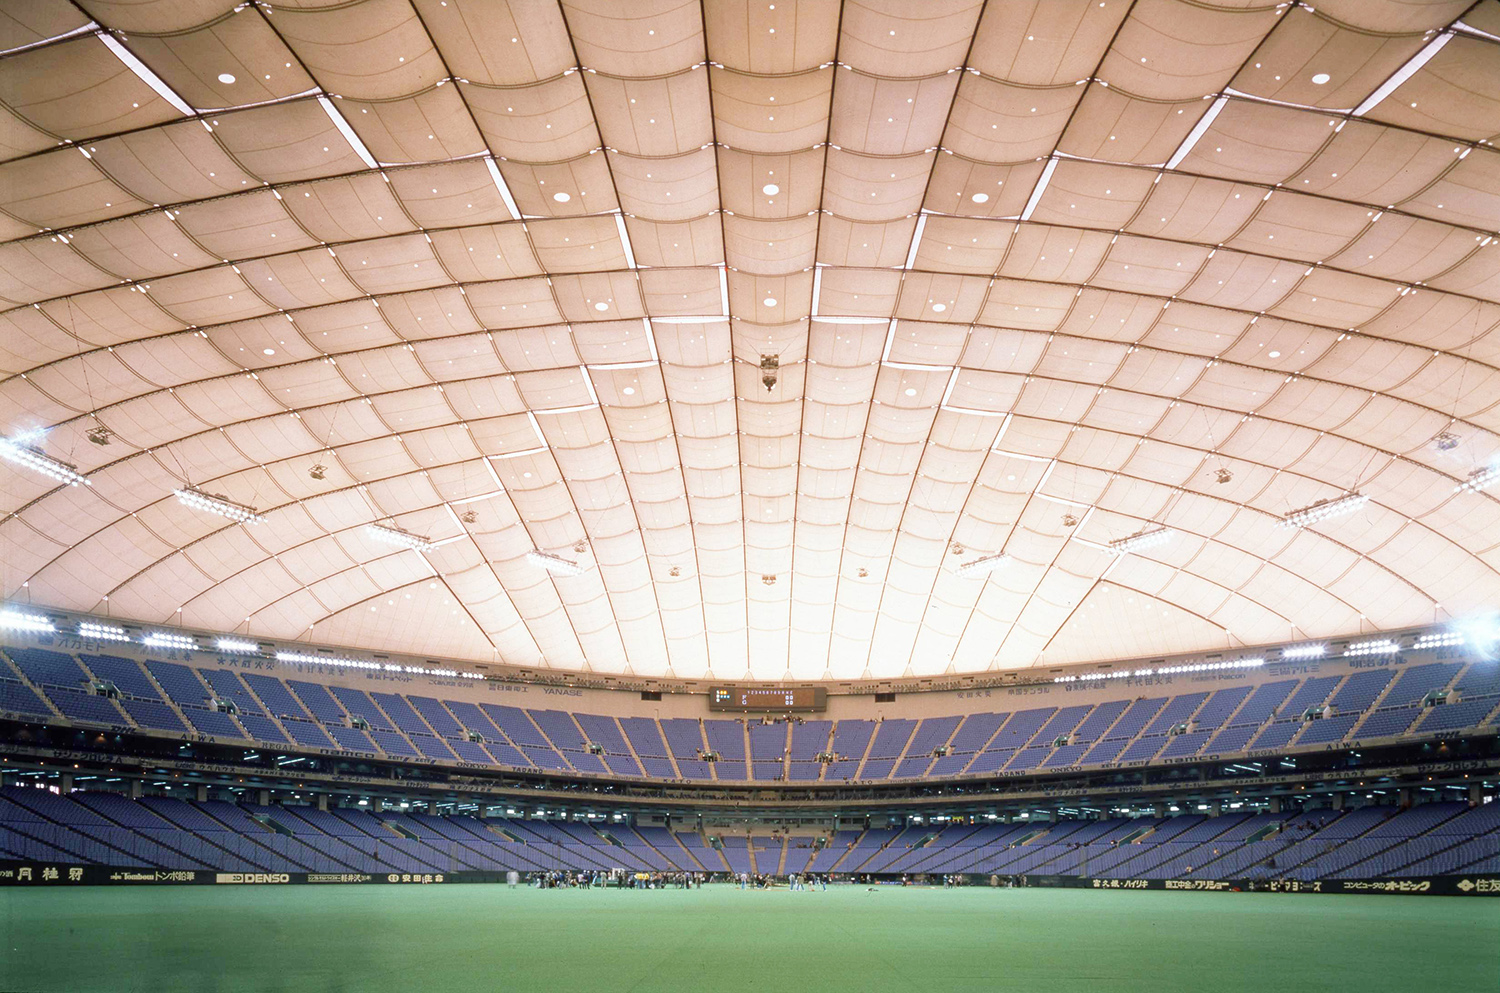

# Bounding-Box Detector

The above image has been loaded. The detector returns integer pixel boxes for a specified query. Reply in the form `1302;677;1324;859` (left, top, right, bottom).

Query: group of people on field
736;872;828;890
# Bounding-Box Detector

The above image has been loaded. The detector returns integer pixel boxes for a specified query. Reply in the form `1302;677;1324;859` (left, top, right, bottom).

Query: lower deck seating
0;786;1495;881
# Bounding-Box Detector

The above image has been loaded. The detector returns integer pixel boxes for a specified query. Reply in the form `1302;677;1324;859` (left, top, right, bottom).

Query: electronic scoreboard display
708;686;827;713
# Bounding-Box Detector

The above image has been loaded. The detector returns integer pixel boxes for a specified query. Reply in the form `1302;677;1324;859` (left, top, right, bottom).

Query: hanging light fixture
0;434;89;487
956;552;1010;578
1455;465;1499;494
174;488;263;524
528;549;585;576
366;524;435;552
1278;492;1368;528
1108;527;1172;556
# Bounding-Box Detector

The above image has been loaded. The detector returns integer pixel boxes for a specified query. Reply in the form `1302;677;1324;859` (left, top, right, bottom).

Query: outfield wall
3;860;1497;895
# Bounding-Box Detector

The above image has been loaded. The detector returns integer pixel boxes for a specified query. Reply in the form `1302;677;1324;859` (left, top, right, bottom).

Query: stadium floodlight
1453;616;1500;654
275;650;379;671
216;637;259;654
1278;491;1368;528
1132;658;1265;677
144;631;196;651
0;609;54;633
1281;643;1326;660
1108;527;1171;556
1455;465;1499;494
366;523;435;553
0;434;89;487
1344;638;1399;657
79;621;131;643
174;487;264;525
1412;631;1464;650
381;666;462;681
527;548;585;577
1057;658;1264;682
956;552;1010;578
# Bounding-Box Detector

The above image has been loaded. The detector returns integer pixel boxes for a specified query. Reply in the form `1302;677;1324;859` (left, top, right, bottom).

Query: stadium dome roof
1;0;1498;682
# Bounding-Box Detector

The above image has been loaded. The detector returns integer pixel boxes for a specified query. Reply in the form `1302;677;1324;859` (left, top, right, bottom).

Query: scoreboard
708;686;827;713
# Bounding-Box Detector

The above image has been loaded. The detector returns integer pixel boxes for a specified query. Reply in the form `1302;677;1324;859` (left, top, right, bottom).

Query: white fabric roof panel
1;1;1497;680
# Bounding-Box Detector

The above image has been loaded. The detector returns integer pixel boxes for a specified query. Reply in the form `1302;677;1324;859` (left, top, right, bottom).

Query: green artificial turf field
2;884;1496;993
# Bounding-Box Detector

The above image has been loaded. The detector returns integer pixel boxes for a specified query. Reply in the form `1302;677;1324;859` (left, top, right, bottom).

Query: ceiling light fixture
1278;491;1368;528
316;95;379;169
174;488;264;524
367;524;435;552
1108;527;1172;556
762;184;779;195
79;621;131;643
1455;465;1499;494
553;192;571;202
86;426;112;447
1166;95;1228;169
1310;73;1330;84
99;33;193;114
528;548;584;576
0;609;54;633
1281;643;1325;660
1354;34;1451;116
956;552;1010;578
216;637;259;654
0;433;90;487
761;354;779;392
218;73;236;84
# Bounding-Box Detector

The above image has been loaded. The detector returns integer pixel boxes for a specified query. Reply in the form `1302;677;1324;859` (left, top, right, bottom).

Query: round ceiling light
623;386;636;395
763;297;777;306
262;348;275;356
932;303;947;312
1311;73;1330;85
971;192;989;203
763;183;779;195
218;73;236;84
594;302;609;311
905;388;917;396
553;191;571;202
